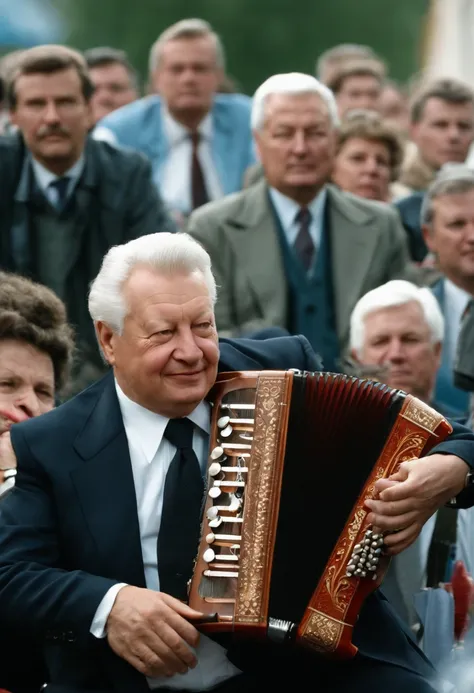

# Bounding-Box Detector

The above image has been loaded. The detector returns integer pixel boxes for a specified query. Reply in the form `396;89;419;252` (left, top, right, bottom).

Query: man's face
411;98;474;169
335;75;382;117
89;62;137;124
352;302;441;401
0;339;55;424
423;189;474;286
331;136;391;201
97;267;220;418
9;67;92;172
379;84;409;132
254;92;337;199
152;37;221;119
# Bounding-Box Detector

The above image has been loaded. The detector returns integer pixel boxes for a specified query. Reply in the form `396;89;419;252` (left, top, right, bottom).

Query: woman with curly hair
331;109;405;202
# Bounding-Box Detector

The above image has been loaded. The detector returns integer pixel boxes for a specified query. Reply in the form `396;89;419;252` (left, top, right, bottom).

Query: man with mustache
0;44;176;397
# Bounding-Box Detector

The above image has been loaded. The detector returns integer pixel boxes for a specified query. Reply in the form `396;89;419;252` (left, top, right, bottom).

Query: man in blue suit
94;19;254;223
0;231;473;693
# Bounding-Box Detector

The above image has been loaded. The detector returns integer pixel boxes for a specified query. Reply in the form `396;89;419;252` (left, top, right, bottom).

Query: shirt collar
115;379;210;463
30;153;85;195
162;106;213;146
444;278;472;314
268;185;327;233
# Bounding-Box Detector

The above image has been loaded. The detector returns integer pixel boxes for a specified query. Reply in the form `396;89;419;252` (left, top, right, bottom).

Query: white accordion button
209;516;223;528
217;416;230;428
220;425;233;438
208;486;221;499
211;446;224;460
207;506;219;520
209;462;221;477
203;548;216;563
206;533;215;544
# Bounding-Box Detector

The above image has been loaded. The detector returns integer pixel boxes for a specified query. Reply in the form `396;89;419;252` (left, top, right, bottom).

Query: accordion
188;369;453;658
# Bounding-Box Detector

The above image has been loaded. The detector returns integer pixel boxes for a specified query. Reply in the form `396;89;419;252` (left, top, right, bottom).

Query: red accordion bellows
188;370;452;658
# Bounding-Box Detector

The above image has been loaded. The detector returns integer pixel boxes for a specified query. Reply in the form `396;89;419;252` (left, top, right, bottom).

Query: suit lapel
328;186;381;342
225;180;287;318
211;104;233;195
71;372;146;587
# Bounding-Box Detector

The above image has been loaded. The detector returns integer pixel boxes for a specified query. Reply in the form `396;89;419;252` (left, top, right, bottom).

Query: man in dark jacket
0;44;175;395
1;231;474;693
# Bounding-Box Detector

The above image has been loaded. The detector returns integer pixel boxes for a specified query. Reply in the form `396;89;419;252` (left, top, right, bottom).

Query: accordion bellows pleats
188;370;452;658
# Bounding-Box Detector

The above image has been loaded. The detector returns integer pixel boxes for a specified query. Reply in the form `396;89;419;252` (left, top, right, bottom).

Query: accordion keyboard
198;390;257;604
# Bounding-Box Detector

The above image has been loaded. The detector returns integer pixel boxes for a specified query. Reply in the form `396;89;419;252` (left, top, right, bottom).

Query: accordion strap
425;506;458;588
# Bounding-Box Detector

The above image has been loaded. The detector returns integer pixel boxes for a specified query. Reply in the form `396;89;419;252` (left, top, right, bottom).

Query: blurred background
0;0;449;95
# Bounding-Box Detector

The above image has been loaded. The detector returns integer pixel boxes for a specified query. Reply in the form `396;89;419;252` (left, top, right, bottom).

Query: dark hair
336;110;404;180
83;46;138;89
410;77;474;124
326;60;385;95
0;272;75;393
7;44;94;109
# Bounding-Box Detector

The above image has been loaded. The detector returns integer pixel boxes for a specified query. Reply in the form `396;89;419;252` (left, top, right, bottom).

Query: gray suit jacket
186;180;412;353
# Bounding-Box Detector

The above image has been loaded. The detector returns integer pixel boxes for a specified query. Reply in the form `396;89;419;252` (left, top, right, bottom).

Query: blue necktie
49;176;70;210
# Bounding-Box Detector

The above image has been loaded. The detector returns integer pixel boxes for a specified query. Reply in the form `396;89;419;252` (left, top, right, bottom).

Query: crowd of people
1;15;474;693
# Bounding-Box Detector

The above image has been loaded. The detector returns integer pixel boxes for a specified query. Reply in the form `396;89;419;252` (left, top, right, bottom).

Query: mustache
37;124;70;139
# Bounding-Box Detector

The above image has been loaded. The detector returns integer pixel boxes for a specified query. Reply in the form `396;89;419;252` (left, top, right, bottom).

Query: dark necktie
190;131;209;210
294;207;315;271
49;176;70;210
157;418;205;599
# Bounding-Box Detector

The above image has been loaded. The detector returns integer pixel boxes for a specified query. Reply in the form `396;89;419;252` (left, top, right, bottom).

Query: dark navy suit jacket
0;335;473;693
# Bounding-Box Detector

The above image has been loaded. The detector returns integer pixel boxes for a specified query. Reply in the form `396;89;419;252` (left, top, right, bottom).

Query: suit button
306;305;316;315
66;630;76;643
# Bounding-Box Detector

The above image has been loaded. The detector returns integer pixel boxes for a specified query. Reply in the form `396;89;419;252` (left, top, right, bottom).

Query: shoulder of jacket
188;188;249;226
99;95;161;131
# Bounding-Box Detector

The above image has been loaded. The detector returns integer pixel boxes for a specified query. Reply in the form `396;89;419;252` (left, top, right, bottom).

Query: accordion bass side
188;370;453;658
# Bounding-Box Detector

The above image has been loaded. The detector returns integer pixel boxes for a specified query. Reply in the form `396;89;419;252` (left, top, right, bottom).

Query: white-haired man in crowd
95;19;254;223
1;233;474;693
349;279;474;633
187;71;413;372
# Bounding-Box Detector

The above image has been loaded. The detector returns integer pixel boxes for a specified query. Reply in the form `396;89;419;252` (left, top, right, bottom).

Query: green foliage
58;0;430;95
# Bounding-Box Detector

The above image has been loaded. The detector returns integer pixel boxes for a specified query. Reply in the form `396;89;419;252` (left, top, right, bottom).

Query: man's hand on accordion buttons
106;585;204;678
365;454;469;555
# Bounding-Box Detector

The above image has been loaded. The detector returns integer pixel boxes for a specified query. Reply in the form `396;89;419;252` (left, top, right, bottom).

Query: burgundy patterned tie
190;131;209;210
294;207;315;271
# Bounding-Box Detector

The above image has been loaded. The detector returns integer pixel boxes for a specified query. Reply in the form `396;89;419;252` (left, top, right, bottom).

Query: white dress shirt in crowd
90;381;241;691
268;185;327;272
444;278;472;367
30;154;85;208
160;108;223;215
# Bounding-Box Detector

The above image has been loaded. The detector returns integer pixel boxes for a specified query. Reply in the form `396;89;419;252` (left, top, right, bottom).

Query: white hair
149;18;225;75
251;72;340;131
349;280;444;354
88;232;217;333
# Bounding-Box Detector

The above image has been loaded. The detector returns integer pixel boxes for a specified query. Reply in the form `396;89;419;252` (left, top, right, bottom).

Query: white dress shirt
91;381;241;691
160;109;223;215
30;154;85;208
268;186;327;273
443;278;472;368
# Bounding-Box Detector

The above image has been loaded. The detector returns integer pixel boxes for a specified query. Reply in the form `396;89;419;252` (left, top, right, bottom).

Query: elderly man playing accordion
0;230;473;693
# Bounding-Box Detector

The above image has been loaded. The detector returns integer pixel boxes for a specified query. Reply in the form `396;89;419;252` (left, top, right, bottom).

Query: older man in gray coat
187;72;414;372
